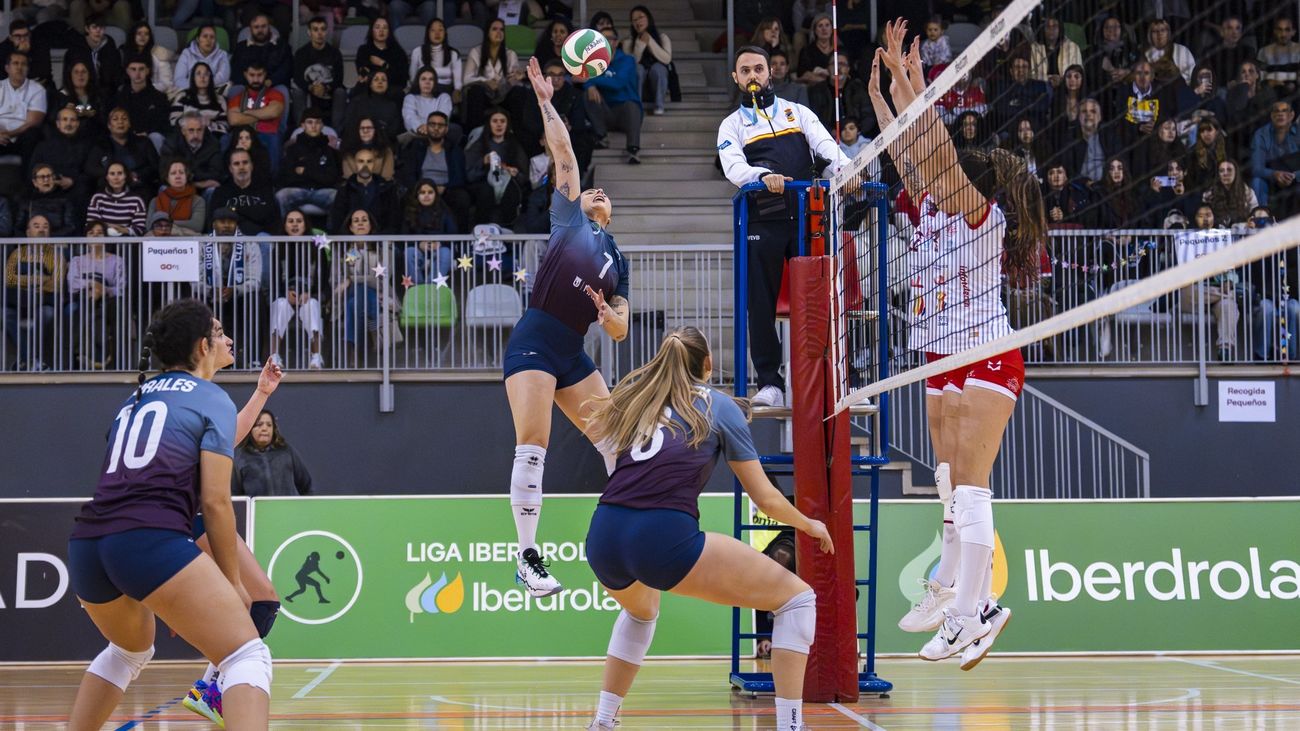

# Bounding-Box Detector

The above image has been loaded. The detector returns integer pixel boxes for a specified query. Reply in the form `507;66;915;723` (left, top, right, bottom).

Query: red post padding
788;256;859;703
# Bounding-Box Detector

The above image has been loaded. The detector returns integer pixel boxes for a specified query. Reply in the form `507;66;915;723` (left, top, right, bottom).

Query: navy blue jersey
600;388;758;518
72;373;237;539
530;190;631;335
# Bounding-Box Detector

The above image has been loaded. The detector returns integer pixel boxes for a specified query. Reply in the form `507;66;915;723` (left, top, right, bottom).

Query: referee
718;45;850;407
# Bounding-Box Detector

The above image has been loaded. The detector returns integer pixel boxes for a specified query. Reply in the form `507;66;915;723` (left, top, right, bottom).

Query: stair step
612;211;730;232
616;230;732;245
601;180;737;198
594;163;722;182
639;113;725;133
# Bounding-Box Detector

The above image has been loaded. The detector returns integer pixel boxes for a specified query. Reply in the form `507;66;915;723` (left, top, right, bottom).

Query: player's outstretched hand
527;56;553;104
905;36;926;94
584;285;613;323
804;519;835;554
256;356;283;396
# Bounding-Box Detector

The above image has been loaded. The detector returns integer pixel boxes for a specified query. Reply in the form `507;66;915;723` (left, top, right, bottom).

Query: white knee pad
934;462;953;502
88;643;154;691
607;609;657;665
510;445;546;506
771;589;817;655
953;486;994;549
595;438;618;476
217;638;273;696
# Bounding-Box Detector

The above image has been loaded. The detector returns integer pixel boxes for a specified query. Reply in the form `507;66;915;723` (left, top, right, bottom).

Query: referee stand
729;180;892;701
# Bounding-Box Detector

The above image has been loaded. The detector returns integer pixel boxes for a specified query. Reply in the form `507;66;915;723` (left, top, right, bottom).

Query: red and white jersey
906;193;1014;355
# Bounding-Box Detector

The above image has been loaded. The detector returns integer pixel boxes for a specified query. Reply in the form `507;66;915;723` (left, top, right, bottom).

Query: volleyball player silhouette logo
284;551;332;604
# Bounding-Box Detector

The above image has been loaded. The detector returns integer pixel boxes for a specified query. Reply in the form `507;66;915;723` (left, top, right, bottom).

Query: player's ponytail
585;326;722;452
133;327;156;403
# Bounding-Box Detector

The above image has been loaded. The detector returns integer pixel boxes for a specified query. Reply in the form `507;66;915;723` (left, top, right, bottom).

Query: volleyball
561;28;612;79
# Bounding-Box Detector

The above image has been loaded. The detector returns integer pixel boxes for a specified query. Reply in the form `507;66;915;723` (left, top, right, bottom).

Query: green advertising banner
861;499;1300;654
251;495;737;659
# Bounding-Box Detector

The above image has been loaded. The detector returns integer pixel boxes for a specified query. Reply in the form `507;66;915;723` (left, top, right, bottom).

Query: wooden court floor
3;655;1298;729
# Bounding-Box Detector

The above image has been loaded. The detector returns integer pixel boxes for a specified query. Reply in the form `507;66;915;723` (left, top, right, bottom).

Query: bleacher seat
396;25;425;54
465;284;522;328
154;26;179;53
1063;22;1088;52
105;26;127;49
946;22;981;56
447;24;483;56
504;25;536;57
401;284;458;329
340;25;370;56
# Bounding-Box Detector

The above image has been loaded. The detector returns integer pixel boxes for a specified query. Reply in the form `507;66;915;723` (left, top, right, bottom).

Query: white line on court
1167;657;1300;686
829;702;888;730
430;695;566;712
293;660;342;699
1131;687;1201;705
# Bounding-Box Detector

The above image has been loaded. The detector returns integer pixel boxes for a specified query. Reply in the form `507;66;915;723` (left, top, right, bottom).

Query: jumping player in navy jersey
580;327;832;731
67;299;271;730
504;56;632;597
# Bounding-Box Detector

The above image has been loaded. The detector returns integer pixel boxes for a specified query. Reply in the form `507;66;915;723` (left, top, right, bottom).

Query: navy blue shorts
503;309;597;389
69;528;202;604
191;513;206;539
586;504;706;591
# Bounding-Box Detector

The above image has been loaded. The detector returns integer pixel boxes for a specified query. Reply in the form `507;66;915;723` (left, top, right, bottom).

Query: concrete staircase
589;0;733;247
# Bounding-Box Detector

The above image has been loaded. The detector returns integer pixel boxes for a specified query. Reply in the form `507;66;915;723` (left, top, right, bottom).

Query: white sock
775;697;803;730
596;690;622;725
979;554;994;604
957;542;991;617
934;498;959;588
202;663;218;684
510;445;546;550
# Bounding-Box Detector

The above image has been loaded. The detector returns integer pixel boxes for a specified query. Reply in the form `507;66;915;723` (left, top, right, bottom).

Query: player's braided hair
134;299;216;401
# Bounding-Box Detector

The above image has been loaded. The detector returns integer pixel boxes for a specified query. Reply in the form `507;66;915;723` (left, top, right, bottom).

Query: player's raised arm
528;56;581;200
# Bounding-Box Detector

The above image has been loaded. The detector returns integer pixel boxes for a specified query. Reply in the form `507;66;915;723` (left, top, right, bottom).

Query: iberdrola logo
406;572;466;621
898;531;1008;602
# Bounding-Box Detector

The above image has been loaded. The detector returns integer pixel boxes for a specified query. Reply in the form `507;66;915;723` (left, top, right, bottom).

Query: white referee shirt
717;95;849;188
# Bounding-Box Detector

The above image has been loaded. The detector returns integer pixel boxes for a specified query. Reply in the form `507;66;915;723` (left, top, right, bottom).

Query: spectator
586;26;644;164
1097;157;1143;228
89;107;162;192
211;148;281;234
65;219;124;369
749;17;792;60
340;115;396;179
402;67;454;140
3;215;63;371
0;51;47;167
519;59;592;161
835;0;871;61
356;16;409;92
149;159;208;235
269;209;326;370
1184;64;1228;127
232;13;294;89
228;61;288;175
1061;98;1125;185
389;0;452;28
0;20;54;86
1090;14;1140;95
17;163;79;236
936;73;986;126
463;18;523;131
113;58;171;147
30;107;95;207
197;207;265;366
69;0;131;33
1203;158;1259;226
1046;64;1088;149
1042;162;1097;227
951;110;997;153
65;18;124;97
56;59;108;139
838;116;868;159
169;61;230;136
161;111;226;196
1250;100;1300;215
623;6;673;116
768;49;809;107
409;18;462;101
1203;16;1256;88
233;410;314;495
1183;204;1240;359
170;0;217;30
920;15;952;70
795;13;834;85
331;208;391;363
974;24;1030;92
1004;118;1052;180
1259;16;1300;94
1226;59;1277;155
533;19;571;70
277;108;342;213
397;110;471;228
1247;207;1298;360
1143;158;1198;224
1031;17;1082;88
174;25;232;91
293;16;345;121
808;52;871;134
1187;118;1229;192
86;162;147;236
342;69;404;145
329;147;401;232
1144;18;1195;84
466;107;528;226
122;20;175;92
402;178;457;282
589;10;615;34
1111;60;1174;149
991;55;1050;138
226;125;274;185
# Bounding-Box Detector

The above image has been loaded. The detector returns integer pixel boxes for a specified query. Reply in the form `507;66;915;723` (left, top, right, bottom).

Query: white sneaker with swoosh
918;608;991;661
960;600;1012;671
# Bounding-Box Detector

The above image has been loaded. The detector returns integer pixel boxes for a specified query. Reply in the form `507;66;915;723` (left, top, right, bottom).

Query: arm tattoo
560;162;574;173
901;159;923;195
558;182;571;197
543;104;557;123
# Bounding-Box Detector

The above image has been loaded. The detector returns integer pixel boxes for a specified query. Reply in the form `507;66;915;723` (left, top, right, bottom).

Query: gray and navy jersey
530;190;630;335
72;373;237;539
600;388;759;519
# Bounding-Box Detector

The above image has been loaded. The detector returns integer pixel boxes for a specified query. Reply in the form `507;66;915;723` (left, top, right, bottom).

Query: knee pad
510;445;546;506
953;486;994;549
217;638;273;696
771;589;816;655
87;643;154;691
606;609;657;666
250;600;280;639
595;438;618;476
